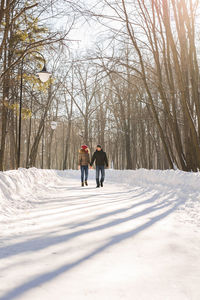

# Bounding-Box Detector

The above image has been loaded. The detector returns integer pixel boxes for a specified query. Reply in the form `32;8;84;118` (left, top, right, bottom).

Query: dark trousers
96;165;105;185
81;165;88;182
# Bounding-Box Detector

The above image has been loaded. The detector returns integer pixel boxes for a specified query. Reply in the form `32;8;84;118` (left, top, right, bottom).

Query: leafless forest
1;0;200;171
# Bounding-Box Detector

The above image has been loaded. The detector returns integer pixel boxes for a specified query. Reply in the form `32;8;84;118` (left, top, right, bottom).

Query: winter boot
100;181;103;187
81;182;84;187
96;179;100;188
85;181;88;186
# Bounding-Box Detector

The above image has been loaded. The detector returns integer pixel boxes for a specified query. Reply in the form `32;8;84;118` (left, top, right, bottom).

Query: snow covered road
0;169;200;300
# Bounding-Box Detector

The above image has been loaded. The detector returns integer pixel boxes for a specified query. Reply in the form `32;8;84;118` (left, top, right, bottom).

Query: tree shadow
0;193;179;262
0;189;160;259
0;195;182;300
11;188;148;230
67;190;161;230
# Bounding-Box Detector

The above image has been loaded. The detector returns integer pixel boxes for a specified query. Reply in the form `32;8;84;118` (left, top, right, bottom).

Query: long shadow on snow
33;187;143;203
0;188;148;251
0;189;152;274
18;188;147;223
24;189;160;237
6;188;147;233
0;190;176;260
68;190;161;230
0;197;182;300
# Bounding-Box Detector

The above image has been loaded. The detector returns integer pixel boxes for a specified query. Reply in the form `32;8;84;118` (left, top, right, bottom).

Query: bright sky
56;0;118;53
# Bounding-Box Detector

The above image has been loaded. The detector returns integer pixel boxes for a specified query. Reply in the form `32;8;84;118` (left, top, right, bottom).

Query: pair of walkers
78;144;108;188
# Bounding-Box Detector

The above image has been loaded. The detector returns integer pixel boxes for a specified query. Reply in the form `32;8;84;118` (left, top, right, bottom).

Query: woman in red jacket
78;145;90;187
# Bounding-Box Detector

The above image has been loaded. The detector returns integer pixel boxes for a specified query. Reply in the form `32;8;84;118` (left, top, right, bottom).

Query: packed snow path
0;169;200;300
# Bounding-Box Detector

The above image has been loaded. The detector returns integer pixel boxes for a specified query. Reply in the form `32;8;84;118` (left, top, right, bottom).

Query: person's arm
87;153;90;165
104;152;108;167
90;152;96;166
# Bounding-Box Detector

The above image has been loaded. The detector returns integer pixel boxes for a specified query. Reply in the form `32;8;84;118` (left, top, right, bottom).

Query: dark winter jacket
90;150;108;167
78;149;90;166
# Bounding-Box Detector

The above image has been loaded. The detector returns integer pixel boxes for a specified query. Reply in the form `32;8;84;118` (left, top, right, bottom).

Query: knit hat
81;145;88;150
96;144;102;148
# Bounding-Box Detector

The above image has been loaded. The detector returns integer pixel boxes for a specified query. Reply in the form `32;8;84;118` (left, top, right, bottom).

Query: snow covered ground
0;168;200;300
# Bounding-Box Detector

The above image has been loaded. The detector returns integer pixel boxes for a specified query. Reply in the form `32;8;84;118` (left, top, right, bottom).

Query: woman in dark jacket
78;145;90;187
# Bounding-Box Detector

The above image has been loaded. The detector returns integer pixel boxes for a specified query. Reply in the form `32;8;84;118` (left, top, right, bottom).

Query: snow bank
0;168;62;219
0;168;200;226
108;169;200;227
63;168;200;191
